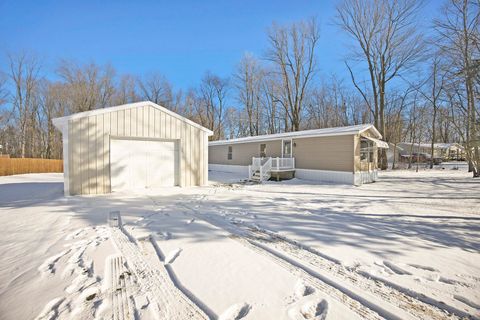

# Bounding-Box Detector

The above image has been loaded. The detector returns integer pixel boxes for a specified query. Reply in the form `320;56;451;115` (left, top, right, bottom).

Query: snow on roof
209;124;381;146
52;101;213;135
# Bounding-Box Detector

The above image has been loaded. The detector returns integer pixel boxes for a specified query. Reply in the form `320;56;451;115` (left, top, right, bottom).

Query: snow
0;168;478;319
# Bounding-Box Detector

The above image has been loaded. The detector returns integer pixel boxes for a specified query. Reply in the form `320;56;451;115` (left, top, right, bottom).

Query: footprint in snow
38;249;71;275
35;297;66;320
165;248;182;264
219;303;251;320
294;280;315;300
300;299;328;320
187;218;195;225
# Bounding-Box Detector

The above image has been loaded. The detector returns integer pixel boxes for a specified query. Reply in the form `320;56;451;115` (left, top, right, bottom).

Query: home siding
292;135;354;172
209;135;355;172
68;105;208;195
209;140;282;166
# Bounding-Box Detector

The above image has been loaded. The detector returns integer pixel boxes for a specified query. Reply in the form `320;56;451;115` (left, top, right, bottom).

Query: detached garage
53;101;213;196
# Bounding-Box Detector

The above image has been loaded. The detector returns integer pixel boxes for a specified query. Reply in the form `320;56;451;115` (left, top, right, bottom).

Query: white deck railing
271;157;295;171
249;157;295;182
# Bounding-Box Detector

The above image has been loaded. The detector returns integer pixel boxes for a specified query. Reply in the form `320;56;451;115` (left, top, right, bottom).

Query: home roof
209;124;381;146
52;101;213;135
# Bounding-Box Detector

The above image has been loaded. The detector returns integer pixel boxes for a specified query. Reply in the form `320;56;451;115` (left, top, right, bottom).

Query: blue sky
0;0;442;92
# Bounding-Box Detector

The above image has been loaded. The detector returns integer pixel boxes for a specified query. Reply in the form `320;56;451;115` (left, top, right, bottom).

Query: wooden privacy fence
0;158;63;176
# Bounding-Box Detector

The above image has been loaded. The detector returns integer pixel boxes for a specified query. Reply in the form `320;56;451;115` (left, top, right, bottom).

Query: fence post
260;166;263;182
248;165;252;180
293;157;295;169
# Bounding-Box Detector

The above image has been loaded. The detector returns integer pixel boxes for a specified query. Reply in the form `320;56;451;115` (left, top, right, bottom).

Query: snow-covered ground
0;168;478;320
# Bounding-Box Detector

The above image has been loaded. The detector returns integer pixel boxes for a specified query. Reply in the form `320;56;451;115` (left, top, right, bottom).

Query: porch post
276;157;279;170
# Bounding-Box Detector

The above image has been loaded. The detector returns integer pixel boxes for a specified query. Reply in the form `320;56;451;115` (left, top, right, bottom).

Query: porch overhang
361;136;389;148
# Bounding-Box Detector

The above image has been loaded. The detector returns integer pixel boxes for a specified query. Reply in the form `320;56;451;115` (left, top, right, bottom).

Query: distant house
389;142;465;163
208;124;388;185
53;101;213;196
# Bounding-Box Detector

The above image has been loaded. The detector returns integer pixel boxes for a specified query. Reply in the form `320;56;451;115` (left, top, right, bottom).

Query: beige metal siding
209;140;282;166
209;135;355;172
68;104;208;195
292;135;354;172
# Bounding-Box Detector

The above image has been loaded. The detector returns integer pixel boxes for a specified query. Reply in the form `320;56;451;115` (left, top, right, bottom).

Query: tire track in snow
107;255;135;320
179;202;386;320
196;188;473;319
246;225;468;320
181;196;465;320
109;218;209;320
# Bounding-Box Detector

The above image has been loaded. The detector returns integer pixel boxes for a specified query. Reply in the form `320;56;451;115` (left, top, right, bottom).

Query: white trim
354;170;378;185
209;165;379;186
362;136;389;148
295;169;355;185
52;101;213;135
208;164;249;175
62;128;70;196
209;124;381;146
203;134;209;186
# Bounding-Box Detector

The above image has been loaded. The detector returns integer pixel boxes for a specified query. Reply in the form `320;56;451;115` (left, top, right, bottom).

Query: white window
227;146;233;160
360;139;374;163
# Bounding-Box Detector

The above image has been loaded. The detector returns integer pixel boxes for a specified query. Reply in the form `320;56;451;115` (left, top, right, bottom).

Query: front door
282;139;292;158
260;144;267;158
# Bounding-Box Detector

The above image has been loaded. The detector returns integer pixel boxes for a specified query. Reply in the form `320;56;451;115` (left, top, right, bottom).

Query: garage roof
209;124;382;146
53;101;213;135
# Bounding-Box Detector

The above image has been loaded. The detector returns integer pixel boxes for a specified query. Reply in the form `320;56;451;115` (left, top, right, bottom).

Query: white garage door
110;138;179;192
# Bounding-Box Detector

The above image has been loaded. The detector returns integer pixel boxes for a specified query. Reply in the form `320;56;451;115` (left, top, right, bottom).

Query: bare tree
266;18;320;131
0;72;8;106
384;89;411;169
137;73;173;108
38;82;67;158
435;0;480;177
419;56;448;168
114;74;138;105
198;72;229;140
305;76;369;129
57;60;116;112
235;53;264;136
336;0;425;169
9;52;42;158
261;72;282;134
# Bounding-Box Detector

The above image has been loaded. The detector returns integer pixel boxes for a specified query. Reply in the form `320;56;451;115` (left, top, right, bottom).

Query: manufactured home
53;101;213;196
390;142;466;162
208;124;388;185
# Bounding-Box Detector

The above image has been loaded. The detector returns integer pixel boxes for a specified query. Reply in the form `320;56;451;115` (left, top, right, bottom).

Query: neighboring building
53;101;213;196
390;142;465;163
208;124;388;185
